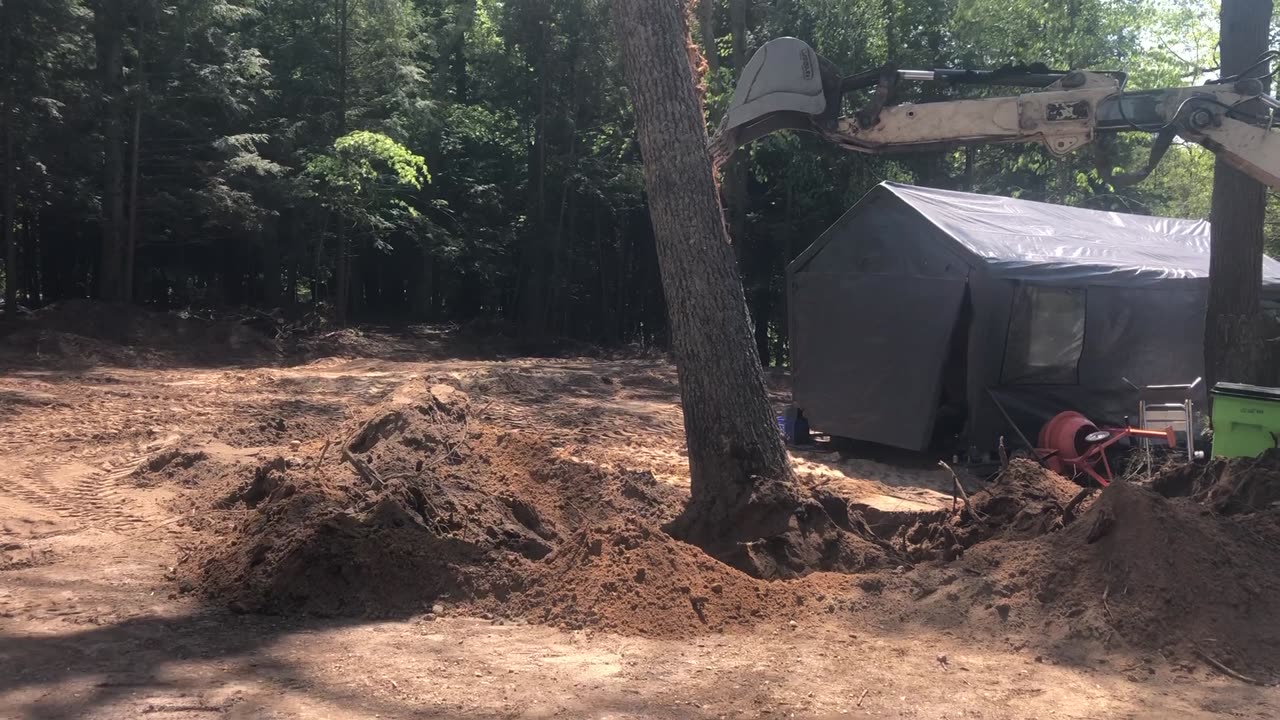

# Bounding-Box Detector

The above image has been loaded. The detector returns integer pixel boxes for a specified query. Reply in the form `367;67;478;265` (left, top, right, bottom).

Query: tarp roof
877;182;1280;286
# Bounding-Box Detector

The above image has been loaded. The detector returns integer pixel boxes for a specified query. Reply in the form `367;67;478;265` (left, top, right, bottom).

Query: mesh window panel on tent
1001;285;1085;385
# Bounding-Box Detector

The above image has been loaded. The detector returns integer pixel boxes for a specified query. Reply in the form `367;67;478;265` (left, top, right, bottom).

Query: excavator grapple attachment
722;38;842;148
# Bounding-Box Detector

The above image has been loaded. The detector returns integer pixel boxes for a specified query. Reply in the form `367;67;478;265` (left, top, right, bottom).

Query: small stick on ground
856;689;869;707
1063;486;1094;525
315;438;332;468
1102;584;1115;624
938;461;985;522
343;448;384;490
1194;647;1270;686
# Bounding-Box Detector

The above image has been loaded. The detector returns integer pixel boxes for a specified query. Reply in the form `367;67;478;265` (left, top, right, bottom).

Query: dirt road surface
1;336;1276;719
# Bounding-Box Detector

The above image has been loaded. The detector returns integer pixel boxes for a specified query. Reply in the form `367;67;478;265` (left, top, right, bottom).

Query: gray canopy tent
788;181;1280;453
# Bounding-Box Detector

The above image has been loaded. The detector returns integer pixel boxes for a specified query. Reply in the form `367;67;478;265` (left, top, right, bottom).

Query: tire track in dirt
0;446;169;536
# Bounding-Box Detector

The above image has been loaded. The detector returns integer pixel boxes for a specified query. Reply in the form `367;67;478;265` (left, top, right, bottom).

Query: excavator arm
713;37;1280;189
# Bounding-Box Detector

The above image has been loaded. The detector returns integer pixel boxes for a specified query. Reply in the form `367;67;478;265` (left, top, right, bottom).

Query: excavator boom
715;37;1280;190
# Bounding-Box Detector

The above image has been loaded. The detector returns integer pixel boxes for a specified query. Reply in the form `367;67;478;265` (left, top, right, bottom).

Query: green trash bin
1211;382;1280;458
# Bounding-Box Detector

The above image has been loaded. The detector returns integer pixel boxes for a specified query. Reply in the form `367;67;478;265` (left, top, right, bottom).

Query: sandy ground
1;344;1276;719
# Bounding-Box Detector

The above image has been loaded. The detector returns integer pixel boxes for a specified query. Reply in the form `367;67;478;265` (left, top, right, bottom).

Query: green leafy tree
306;130;430;314
307;131;430;233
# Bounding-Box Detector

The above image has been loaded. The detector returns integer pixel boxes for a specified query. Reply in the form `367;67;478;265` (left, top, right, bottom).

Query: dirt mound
183;385;551;616
977;482;1280;675
1152;448;1280;514
177;378;874;633
493;518;802;635
129;449;210;487
195;465;528;617
179;380;762;629
1;300;279;367
895;460;1088;561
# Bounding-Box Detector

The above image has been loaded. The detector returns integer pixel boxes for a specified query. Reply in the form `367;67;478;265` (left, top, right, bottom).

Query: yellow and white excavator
711;37;1280;190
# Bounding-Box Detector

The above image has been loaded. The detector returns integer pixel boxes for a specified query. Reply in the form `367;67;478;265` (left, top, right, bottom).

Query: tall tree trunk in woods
333;0;351;324
726;0;747;261
21;207;37;304
1205;0;1273;388
451;0;476;101
1;0;16;315
95;0;126;301
416;250;434;318
313;214;326;308
884;0;898;62
550;50;582;336
332;0;353;322
699;0;717;72
125;11;145;303
519;5;551;340
612;0;891;577
728;0;771;363
261;225;283;306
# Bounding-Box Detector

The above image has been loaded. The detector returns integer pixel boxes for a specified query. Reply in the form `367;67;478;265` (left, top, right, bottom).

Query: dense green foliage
0;0;1262;356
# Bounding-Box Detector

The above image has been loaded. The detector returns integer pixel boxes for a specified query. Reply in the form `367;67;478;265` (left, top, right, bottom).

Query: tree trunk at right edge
1205;0;1273;389
612;0;894;578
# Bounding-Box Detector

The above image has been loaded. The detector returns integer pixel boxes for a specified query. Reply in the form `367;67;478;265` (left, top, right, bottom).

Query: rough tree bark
1205;0;1273;388
613;0;890;577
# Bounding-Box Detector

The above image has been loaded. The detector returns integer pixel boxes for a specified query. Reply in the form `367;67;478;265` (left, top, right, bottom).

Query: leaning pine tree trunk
612;0;891;577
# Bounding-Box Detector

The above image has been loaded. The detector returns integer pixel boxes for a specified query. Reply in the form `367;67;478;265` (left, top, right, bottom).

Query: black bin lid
1212;382;1280;401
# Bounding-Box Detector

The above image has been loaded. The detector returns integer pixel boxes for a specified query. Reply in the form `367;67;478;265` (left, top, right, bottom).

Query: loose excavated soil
1152;447;1280;514
174;380;833;634
894;459;1088;562
963;481;1280;676
487;519;805;635
164;377;1280;668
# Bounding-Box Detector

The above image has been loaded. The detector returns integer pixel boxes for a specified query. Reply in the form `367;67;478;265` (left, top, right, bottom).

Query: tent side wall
966;278;1210;450
788;190;976;451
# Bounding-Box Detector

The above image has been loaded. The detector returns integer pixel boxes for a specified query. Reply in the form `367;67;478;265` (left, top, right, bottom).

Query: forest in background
0;0;1267;363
